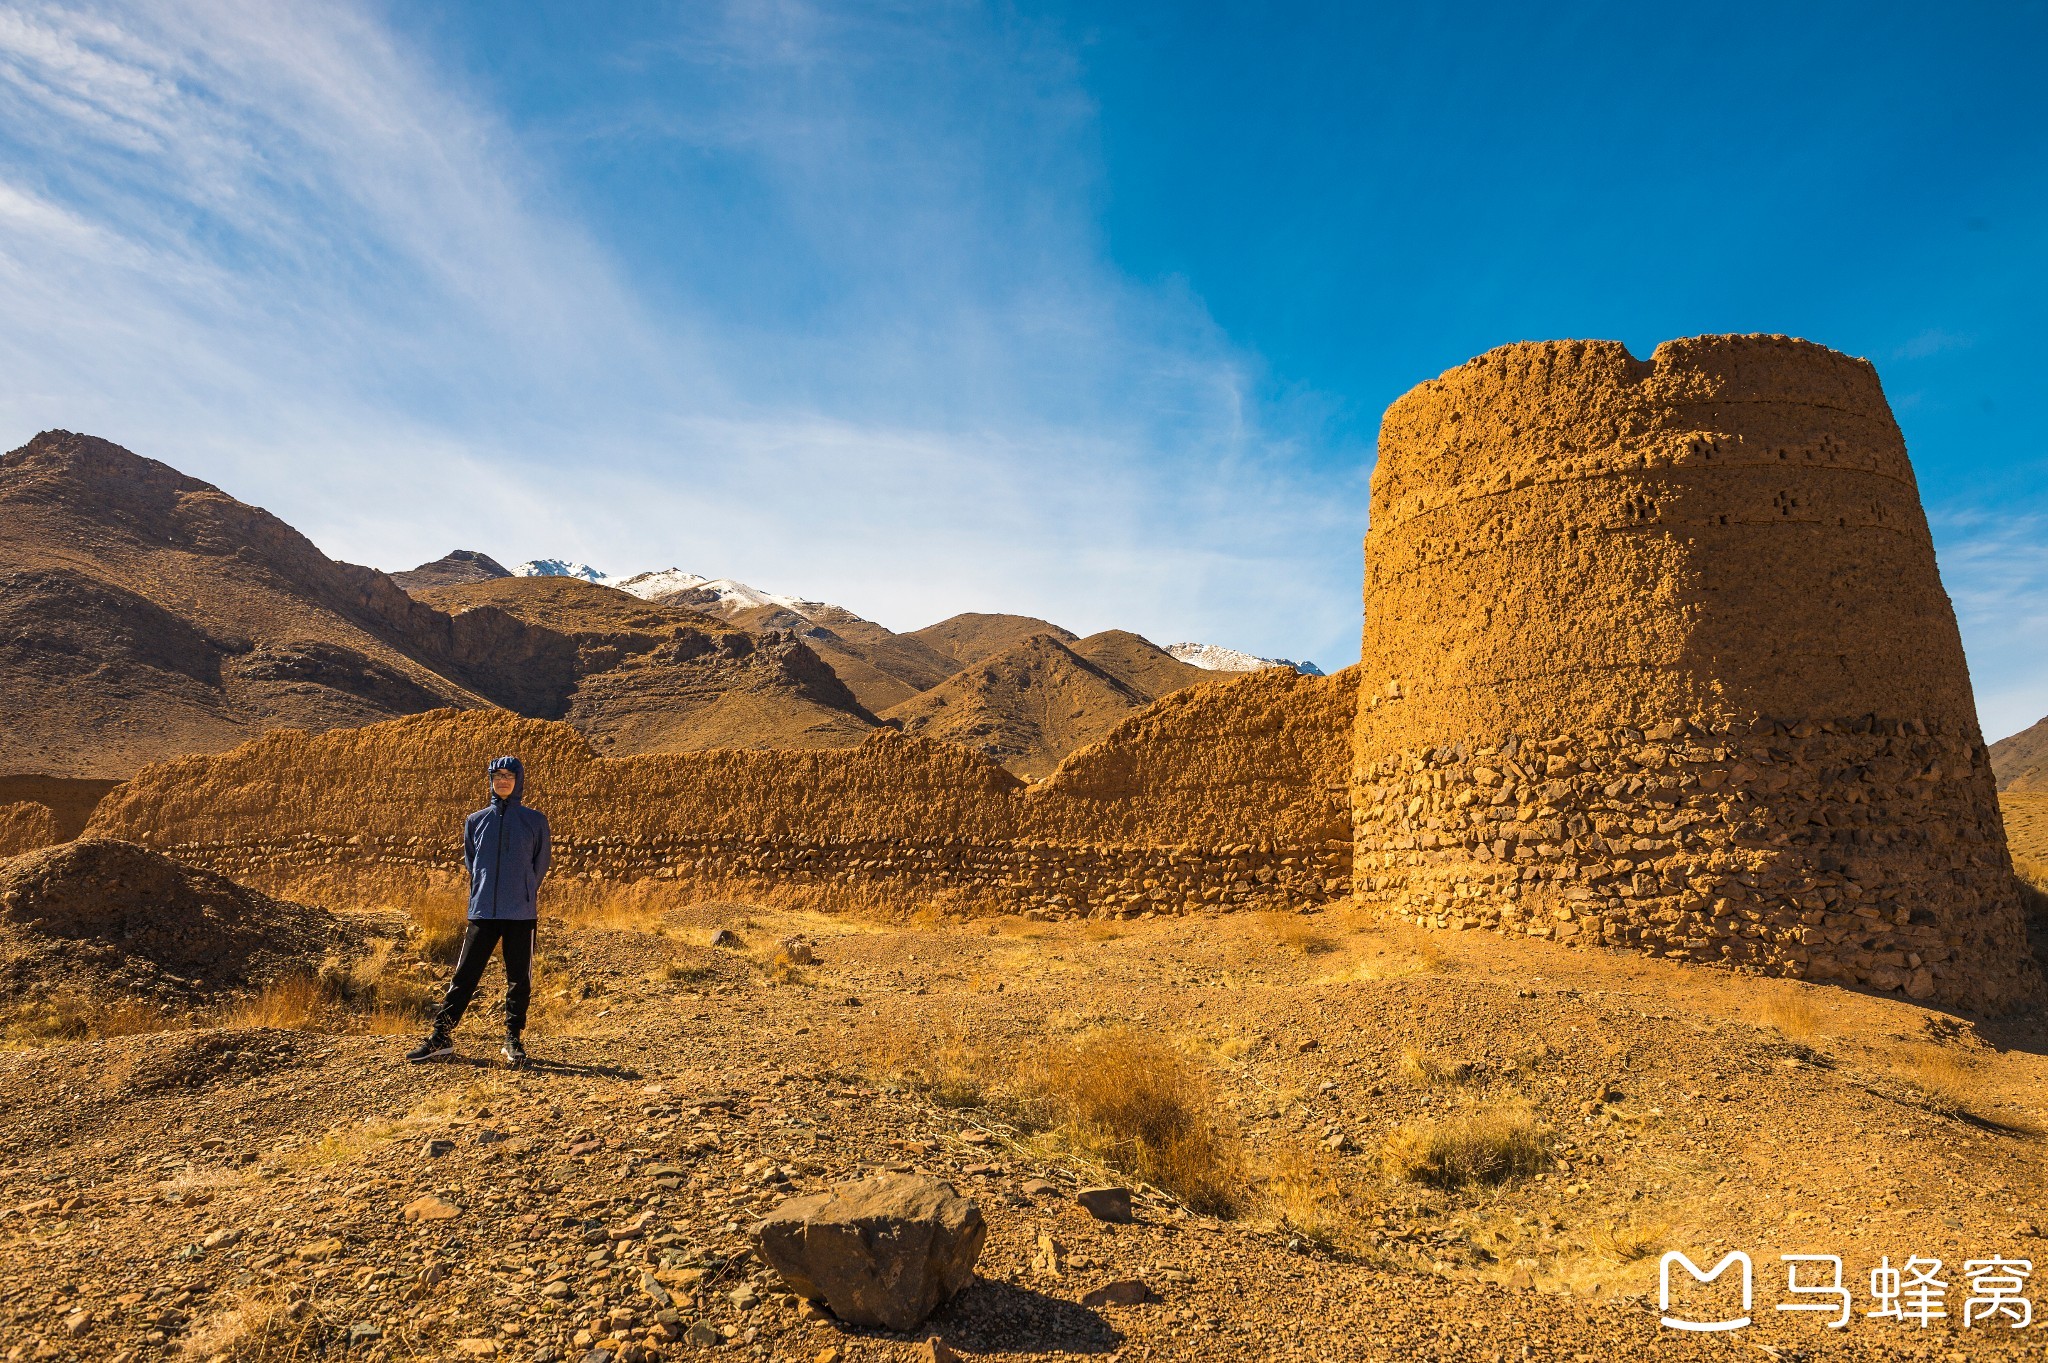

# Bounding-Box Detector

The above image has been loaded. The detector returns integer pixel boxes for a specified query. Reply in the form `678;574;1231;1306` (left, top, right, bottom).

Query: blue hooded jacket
464;756;551;921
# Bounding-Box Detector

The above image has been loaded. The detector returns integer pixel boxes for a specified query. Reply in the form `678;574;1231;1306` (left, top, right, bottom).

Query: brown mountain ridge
0;432;875;777
1991;712;2048;793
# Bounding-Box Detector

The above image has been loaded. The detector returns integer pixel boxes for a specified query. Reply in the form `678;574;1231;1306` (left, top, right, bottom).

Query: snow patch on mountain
1166;643;1323;676
514;558;609;584
610;568;710;599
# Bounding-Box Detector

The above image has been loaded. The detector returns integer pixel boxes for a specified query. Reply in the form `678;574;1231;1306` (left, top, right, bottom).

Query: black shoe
501;1034;527;1067
406;1031;455;1063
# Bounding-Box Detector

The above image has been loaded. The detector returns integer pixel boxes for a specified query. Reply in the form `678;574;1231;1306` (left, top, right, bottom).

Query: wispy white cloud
0;0;1366;667
1930;506;2048;741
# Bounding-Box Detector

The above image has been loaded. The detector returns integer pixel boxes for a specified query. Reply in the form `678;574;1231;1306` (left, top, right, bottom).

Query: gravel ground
2;895;2043;1362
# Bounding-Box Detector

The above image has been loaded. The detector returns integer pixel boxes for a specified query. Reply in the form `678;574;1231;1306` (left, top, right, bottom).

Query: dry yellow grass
1889;1045;2030;1130
1579;1217;1667;1262
840;1015;991;1110
0;993;179;1044
841;1018;1247;1215
1380;1100;1550;1188
1255;910;1338;956
1251;1141;1355;1249
1757;989;1826;1041
1396;1044;1472;1088
225;974;331;1030
1017;1025;1247;1217
2015;859;2048;929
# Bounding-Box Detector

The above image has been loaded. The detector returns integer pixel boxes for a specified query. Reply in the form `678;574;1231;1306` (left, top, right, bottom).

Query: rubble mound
0;838;348;1003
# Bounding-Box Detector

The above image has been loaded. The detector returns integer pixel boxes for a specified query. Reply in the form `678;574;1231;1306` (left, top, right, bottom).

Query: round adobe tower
1352;334;2039;1012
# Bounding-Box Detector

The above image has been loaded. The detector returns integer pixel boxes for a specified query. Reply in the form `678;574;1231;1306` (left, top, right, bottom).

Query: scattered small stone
1075;1185;1133;1223
924;1336;961;1363
779;936;816;964
1081;1278;1155;1307
401;1195;462;1223
475;1128;508;1145
296;1237;345;1261
421;1138;456;1158
1020;1178;1058;1197
61;1310;91;1338
686;1320;721;1347
1298;1038;1321;1052
200;1227;240;1249
710;929;743;948
567;1139;603;1157
960;1130;993;1145
453;1340;498;1357
1031;1231;1064;1277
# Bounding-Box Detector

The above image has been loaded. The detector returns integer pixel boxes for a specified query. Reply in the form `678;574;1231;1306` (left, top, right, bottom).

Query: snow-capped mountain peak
514;558;609;584
611;567;710;599
1166;642;1324;676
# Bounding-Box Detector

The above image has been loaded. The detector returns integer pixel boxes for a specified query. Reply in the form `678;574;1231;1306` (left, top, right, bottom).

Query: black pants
434;920;535;1035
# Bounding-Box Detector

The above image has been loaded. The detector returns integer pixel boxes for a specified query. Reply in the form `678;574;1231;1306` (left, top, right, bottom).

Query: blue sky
0;1;2042;736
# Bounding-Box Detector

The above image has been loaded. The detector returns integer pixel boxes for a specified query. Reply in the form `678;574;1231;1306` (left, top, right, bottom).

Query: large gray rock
754;1173;986;1331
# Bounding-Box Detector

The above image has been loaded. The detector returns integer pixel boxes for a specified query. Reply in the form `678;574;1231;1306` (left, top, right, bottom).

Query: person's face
491;769;517;799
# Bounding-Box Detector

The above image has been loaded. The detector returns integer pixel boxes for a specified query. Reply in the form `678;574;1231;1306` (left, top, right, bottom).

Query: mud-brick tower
1352;334;2040;1012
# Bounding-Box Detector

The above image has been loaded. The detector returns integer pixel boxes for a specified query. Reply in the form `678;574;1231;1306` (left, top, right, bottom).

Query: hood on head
487;755;525;804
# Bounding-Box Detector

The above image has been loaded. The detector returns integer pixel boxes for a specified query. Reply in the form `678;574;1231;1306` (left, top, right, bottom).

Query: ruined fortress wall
88;667;1356;917
1353;334;2040;1012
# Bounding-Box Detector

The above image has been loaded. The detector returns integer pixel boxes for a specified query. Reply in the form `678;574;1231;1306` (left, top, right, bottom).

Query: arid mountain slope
390;549;510;591
909;613;1078;669
413;577;877;754
0;434;879;778
1991;713;2048;792
1070;629;1210;701
721;603;962;713
0;431;494;779
881;633;1153;779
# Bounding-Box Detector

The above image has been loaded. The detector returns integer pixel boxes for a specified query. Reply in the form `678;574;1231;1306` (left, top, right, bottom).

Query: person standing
407;755;551;1066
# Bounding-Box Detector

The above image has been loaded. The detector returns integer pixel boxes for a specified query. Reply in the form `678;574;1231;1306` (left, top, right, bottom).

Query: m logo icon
1659;1251;1753;1332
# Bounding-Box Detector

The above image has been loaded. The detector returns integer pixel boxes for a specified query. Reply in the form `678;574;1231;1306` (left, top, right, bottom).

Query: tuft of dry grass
842;1015;991;1110
1017;1025;1247;1216
1889;1045;2029;1130
2016;860;2048;929
1256;911;1338;956
1252;1142;1353;1249
1077;920;1124;942
840;1018;1248;1215
1580;1218;1667;1262
1758;989;1826;1041
1380;1100;1549;1188
225;974;330;1030
1397;1045;1472;1088
402;896;468;965
0;993;180;1044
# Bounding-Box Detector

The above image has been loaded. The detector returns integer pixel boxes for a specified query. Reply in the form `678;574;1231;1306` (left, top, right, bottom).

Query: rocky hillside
0;434;875;780
1991;712;2048;792
412;577;877;754
0;431;492;779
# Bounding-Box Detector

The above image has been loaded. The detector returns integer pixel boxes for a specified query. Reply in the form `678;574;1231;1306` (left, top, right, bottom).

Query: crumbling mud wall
0;802;61;859
1353;334;2040;1012
89;667;1355;918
